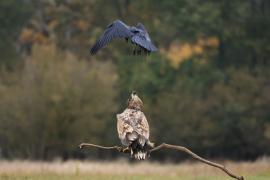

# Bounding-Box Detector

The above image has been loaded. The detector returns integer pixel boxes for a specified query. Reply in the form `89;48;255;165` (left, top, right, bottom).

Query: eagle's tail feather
130;138;153;160
134;150;147;160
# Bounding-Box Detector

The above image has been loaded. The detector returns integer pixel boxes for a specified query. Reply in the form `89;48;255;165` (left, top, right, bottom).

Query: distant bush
0;44;118;160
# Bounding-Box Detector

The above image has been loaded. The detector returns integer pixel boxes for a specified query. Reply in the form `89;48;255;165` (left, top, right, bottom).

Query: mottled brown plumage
117;91;153;160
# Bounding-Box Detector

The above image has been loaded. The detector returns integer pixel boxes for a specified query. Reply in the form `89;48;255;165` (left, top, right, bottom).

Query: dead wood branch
79;143;130;153
79;142;244;180
150;143;244;180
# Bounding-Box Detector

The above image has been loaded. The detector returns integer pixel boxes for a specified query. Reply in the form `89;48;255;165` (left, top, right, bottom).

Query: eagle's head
127;91;143;110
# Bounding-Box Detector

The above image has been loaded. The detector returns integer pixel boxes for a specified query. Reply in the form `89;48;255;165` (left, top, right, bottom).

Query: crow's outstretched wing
90;20;133;54
131;34;157;52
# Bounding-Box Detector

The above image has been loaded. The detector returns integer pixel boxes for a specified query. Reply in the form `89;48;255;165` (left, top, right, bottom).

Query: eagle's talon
147;141;155;148
122;147;130;153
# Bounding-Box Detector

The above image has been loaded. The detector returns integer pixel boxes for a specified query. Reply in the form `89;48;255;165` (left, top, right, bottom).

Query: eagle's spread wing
90;20;133;54
117;109;150;147
131;34;157;52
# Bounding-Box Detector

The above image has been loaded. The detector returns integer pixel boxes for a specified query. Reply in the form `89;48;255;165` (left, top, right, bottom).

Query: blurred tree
0;44;118;160
0;0;32;68
0;0;269;160
150;63;270;160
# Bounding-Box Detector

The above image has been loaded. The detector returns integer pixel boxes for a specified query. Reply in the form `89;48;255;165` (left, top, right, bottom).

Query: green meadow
0;160;269;180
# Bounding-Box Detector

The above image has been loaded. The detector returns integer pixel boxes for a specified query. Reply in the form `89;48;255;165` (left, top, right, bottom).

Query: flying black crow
90;20;157;55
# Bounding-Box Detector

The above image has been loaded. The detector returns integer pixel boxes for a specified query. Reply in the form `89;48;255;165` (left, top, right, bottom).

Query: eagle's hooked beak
131;91;137;98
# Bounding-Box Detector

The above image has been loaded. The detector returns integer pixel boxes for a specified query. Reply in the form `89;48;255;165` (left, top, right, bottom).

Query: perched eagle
90;19;157;55
117;91;154;160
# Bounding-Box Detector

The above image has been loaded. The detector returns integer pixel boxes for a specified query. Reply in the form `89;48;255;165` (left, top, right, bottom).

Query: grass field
0;158;269;180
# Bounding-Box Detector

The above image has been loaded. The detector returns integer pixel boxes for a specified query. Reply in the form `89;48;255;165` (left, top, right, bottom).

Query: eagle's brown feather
116;92;152;160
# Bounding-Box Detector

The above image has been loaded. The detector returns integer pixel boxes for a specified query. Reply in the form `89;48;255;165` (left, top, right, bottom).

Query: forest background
0;0;269;162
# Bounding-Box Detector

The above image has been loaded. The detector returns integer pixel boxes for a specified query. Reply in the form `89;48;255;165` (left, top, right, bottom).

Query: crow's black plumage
90;20;157;55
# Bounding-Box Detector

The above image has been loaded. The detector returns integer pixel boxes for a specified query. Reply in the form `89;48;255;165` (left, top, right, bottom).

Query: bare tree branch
79;143;130;153
79;142;244;180
150;143;244;180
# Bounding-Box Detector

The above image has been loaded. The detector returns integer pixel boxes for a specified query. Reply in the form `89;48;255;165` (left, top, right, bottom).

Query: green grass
1;174;270;180
0;160;269;180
